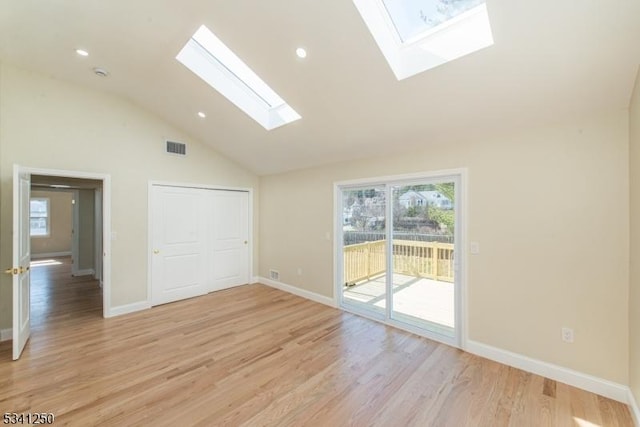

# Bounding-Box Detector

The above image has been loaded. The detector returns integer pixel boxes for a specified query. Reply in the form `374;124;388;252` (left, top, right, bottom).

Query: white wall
0;63;259;327
30;189;73;256
629;67;640;410
259;110;629;385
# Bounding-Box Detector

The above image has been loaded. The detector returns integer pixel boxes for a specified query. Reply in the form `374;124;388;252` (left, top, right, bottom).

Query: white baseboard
0;328;12;342
31;251;71;259
106;301;151;318
251;276;259;284
629;388;640;427
73;269;95;277
256;280;631;405
465;340;629;404
259;277;336;308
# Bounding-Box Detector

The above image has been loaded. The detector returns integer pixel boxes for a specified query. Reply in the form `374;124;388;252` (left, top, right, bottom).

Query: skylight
382;0;485;42
176;25;300;130
354;0;494;80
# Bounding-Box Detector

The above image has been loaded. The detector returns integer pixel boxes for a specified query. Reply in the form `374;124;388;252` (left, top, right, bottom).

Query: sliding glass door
389;182;456;338
338;173;462;345
341;185;387;317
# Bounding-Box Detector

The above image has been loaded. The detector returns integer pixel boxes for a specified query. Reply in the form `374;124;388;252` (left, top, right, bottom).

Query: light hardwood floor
0;258;633;426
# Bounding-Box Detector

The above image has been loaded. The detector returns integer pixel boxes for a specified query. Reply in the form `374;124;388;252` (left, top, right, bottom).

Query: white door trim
71;190;80;276
94;189;104;285
333;168;468;188
333;168;468;348
147;180;254;305
16;166;112;318
149;180;253;193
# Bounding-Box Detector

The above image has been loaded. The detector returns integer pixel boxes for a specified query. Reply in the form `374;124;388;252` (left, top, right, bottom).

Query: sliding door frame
333;169;467;348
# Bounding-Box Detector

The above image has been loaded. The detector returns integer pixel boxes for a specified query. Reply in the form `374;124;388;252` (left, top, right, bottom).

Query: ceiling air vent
166;140;186;156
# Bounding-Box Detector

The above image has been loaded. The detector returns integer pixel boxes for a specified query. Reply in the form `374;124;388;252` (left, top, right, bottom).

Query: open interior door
12;165;31;360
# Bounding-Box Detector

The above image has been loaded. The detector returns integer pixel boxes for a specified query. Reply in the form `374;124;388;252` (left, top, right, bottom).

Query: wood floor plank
0;257;633;426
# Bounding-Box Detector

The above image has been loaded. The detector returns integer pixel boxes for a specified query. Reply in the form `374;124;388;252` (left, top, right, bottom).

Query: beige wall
260;110;630;384
629;67;640;407
0;63;259;328
77;189;95;272
30;190;73;256
1;59;633;392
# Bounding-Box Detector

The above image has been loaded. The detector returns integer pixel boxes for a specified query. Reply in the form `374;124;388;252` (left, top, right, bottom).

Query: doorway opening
31;176;104;282
11;166;111;360
335;170;465;347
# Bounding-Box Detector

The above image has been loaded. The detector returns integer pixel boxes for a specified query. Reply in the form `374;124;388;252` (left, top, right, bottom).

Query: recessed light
75;49;89;57
295;47;307;59
197;111;206;118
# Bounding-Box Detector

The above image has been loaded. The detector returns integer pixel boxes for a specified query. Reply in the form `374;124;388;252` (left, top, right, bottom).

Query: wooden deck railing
343;239;454;284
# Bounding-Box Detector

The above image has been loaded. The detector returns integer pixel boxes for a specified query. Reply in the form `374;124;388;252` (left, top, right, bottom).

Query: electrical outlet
561;327;574;343
470;242;480;254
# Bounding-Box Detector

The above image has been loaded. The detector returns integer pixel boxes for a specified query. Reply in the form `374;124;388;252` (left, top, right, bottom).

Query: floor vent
269;269;280;281
166;140;186;156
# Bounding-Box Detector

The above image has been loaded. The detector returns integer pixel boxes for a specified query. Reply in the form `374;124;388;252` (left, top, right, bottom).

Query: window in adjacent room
30;198;49;237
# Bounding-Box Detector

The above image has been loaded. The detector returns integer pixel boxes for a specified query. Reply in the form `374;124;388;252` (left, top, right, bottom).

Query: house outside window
30;198;49;236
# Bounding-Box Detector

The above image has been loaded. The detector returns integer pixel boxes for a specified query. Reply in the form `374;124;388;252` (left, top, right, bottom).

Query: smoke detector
93;67;109;77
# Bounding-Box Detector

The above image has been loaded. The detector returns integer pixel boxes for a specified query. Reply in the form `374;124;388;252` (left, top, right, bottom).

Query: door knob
153;249;160;254
4;268;17;275
244;241;248;245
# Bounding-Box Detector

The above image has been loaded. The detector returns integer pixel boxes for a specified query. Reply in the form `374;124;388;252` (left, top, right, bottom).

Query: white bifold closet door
209;190;249;292
151;186;208;305
151;185;249;306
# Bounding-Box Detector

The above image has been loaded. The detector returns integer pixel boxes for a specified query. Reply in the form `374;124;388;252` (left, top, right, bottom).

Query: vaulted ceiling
1;1;639;175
